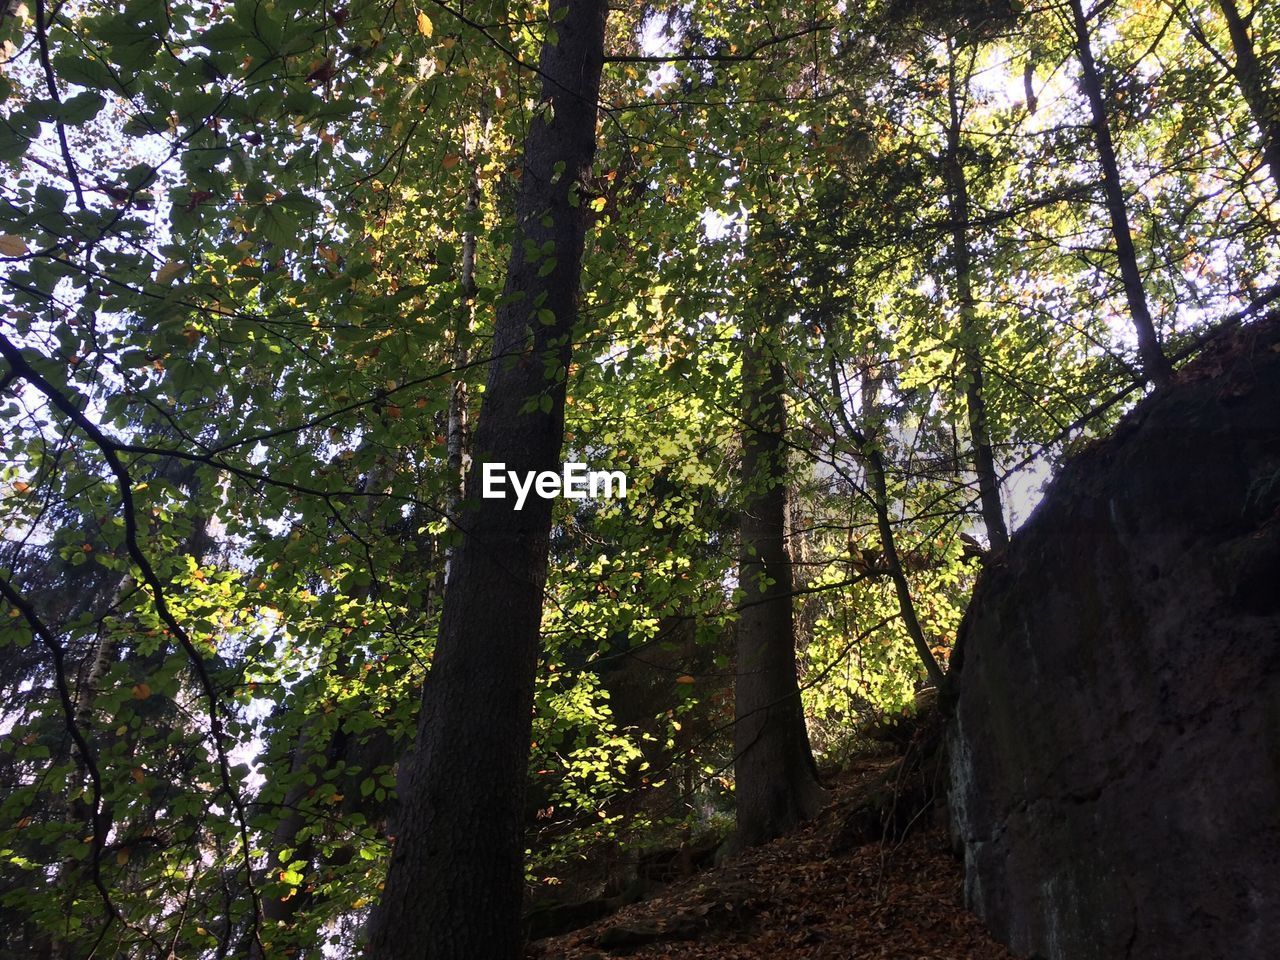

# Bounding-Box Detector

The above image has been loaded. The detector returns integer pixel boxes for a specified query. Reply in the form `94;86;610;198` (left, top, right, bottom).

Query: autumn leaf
306;58;337;83
416;11;433;37
0;234;29;256
155;260;184;284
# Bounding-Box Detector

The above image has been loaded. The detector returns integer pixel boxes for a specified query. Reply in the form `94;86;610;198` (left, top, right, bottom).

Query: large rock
949;320;1280;960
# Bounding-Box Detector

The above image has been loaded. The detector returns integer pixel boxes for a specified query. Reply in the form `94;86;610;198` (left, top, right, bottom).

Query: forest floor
530;756;1014;959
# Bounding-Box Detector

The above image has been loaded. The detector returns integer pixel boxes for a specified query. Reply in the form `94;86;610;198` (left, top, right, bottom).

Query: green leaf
0;121;33;161
257;204;300;248
34;184;67;216
59;92;107;125
50;54;122;93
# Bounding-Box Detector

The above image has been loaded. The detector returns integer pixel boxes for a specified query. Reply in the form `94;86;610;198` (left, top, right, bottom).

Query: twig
33;0;85;209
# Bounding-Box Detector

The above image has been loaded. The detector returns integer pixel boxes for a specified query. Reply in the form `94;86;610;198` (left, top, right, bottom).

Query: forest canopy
0;0;1275;955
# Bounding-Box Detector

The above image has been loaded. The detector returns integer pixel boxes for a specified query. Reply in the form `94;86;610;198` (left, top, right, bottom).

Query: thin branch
0;573;119;927
0;333;267;955
33;0;85;209
604;22;831;64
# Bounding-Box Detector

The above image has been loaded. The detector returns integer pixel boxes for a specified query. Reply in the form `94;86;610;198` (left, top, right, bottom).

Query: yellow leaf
416;11;433;37
0;234;29;256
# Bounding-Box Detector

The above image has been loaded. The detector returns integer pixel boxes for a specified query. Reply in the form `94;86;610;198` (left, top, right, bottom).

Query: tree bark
733;326;825;848
1215;0;1280;198
1068;0;1172;387
944;45;1009;551
366;1;607;957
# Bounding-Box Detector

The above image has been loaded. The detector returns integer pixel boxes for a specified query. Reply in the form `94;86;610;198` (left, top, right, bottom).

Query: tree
1213;0;1280;197
365;1;609;956
2;0;1278;951
1068;0;1174;386
942;38;1010;550
733;306;825;848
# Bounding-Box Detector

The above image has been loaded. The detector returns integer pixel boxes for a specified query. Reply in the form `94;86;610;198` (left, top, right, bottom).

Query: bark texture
733;331;824;848
366;2;607;956
949;319;1280;959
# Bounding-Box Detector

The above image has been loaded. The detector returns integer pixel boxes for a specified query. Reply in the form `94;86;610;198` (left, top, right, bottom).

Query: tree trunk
733;326;825;848
366;2;607;957
1215;0;1280;198
826;355;948;692
445;165;479;562
944;45;1009;551
429;163;481;617
1069;0;1172;387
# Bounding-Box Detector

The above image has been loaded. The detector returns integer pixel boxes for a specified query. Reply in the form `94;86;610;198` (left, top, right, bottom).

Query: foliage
0;0;1275;952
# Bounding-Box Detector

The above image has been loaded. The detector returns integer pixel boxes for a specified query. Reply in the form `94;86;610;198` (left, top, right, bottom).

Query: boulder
948;320;1280;960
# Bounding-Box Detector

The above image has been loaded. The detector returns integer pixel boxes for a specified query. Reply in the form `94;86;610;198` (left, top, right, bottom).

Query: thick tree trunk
733;328;825;848
366;2;607;958
1215;0;1280;198
1069;0;1172;387
944;49;1009;552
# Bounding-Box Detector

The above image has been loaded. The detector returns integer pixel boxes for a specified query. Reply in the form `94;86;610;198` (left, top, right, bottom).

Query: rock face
949;320;1280;960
